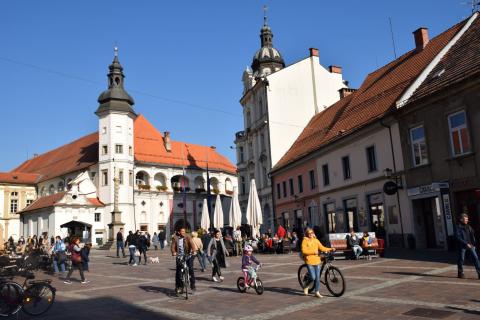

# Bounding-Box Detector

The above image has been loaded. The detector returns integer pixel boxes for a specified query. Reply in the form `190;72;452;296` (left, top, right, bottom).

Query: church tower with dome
235;8;348;231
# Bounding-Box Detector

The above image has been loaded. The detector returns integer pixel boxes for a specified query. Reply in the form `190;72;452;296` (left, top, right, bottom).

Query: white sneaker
219;276;224;281
315;291;323;298
303;287;309;295
212;276;219;282
81;280;90;284
132;263;138;266
63;280;72;285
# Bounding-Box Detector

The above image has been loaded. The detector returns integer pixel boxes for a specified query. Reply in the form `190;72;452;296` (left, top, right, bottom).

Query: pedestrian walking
191;231;206;272
81;243;92;272
138;232;148;265
64;237;89;284
116;228;126;258
152;232;160;250
125;231;138;266
158;229;166;250
301;228;334;298
456;213;480;279
233;226;242;256
207;229;229;282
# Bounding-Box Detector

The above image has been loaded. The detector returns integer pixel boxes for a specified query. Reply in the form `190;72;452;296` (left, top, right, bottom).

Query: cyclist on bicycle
171;227;197;295
301;227;334;298
241;245;261;287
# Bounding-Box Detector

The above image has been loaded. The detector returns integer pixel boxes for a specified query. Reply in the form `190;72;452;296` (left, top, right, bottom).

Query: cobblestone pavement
7;248;480;320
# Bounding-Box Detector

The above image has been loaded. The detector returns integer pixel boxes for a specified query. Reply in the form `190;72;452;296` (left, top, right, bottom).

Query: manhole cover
403;308;455;319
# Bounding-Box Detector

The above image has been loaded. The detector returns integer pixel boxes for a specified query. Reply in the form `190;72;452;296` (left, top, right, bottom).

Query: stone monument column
108;167;125;241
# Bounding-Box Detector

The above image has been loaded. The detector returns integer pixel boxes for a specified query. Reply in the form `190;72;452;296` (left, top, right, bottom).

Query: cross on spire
263;5;268;26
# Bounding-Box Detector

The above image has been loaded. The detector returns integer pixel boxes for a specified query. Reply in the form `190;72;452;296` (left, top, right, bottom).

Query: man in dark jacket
138;232;148;265
116;228;126;258
171;228;196;294
125;231;138;265
456;214;480;279
158;230;166;250
346;229;363;259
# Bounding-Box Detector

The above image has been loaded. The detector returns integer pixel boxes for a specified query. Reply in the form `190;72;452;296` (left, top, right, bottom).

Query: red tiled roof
13;133;98;183
409;14;480;102
0;172;40;184
11;115;236;181
19;192;104;214
134;115;237;174
273;18;467;172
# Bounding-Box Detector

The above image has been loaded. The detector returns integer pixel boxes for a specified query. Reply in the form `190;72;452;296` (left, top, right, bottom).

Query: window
260;133;265;151
102;170;108;186
325;203;336;233
342;156;351;179
248;142;253;159
102;145;108;155
102;126;107;134
10;199;18;213
298;175;303;193
26;199;34;207
277;183;281;199
263;167;268;187
239;147;244;163
129;170;134;186
94;212;101;222
309;170;316;190
282;181;287;198
115;126;122;133
90;172;96;182
241;176;246;195
410;126;428;166
366;146;377;172
11;191;18;197
129;146;133;156
118;169;124;185
115;144;123;154
58;181;65;192
289;178;294;196
322;164;330;186
448;111;471;156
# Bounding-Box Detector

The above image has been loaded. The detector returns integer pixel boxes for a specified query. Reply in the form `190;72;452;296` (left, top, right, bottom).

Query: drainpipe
380;118;405;248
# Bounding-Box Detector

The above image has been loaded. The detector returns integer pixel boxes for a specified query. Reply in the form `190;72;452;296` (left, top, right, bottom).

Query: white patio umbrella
213;194;224;230
246;179;263;237
228;187;242;229
200;198;210;231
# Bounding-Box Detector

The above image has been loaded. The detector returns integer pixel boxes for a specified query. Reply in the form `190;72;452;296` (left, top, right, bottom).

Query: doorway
413;197;437;249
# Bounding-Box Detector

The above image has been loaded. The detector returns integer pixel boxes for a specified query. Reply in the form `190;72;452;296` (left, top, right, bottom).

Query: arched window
194;176;205;192
48;184;55;195
225;178;233;194
136;171;150;186
246;110;251;128
40;187;46;197
210;177;219;194
57;181;65;192
154;172;167;191
171;175;189;192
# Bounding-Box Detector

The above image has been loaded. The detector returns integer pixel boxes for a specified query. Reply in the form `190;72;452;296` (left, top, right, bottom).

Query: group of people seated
346;229;376;260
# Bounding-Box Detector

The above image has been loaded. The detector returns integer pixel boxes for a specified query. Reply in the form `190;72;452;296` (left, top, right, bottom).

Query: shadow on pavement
6;296;180;320
209;286;239;293
263;286;305;296
446;306;480;316
139;285;177;298
383;271;455;278
384;248;456;264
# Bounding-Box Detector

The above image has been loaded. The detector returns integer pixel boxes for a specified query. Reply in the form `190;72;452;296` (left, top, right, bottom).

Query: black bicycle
177;255;192;300
297;252;346;297
0;265;56;317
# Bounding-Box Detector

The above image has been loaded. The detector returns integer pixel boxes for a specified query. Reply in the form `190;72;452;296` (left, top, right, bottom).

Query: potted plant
156;185;168;192
226;190;234;195
213;188;220;195
139;184;150;190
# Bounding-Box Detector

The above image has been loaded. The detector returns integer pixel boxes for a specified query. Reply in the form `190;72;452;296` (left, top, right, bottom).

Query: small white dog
149;257;160;264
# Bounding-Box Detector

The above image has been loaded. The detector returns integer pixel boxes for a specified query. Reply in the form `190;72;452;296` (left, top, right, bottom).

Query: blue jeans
117;241;125;257
307;264;321;293
196;251;206;271
53;258;65;273
128;246;138;265
458;246;480;275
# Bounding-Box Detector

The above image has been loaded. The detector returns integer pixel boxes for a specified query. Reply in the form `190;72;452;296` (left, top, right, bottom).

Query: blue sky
0;1;471;171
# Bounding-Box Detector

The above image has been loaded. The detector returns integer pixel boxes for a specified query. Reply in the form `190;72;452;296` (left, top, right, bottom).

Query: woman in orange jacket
301;228;334;298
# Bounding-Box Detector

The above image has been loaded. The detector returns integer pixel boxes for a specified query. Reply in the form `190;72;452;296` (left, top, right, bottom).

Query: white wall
267;56;345;167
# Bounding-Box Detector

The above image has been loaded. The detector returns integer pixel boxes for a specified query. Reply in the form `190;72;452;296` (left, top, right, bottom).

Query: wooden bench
328;232;379;259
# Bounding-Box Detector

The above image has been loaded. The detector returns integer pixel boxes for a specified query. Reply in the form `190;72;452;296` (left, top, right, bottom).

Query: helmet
244;245;253;252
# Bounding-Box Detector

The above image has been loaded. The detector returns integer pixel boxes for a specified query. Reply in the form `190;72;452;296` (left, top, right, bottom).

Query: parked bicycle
297;252;346;297
237;264;264;295
0;265;56;317
177;254;192;300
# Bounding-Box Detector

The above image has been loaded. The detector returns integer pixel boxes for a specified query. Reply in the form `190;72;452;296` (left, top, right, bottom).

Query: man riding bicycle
171;227;197;295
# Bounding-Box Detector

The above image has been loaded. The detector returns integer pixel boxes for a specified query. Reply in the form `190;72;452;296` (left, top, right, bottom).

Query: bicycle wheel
324;266;345;297
22;282;56;316
254;278;264;295
236;277;247;293
183;268;189;300
0;281;23;316
297;264;314;293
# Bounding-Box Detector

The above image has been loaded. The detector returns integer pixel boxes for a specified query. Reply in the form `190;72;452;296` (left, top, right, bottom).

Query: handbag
71;252;82;264
134;249;141;257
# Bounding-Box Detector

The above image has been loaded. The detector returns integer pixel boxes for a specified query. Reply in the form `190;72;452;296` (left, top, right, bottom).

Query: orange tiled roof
0;172;40;184
134;115;237;174
409;14;480;102
273;18;467;172
11;115;236;181
19;192;104;214
12;133;98;183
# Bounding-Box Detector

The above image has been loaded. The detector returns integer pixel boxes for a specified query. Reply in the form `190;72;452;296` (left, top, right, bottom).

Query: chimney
339;87;357;99
413;27;429;51
329;65;342;74
163;131;172;152
309;47;319;57
33;153;38;158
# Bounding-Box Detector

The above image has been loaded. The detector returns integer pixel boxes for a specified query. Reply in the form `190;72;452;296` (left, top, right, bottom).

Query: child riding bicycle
241;245;261;286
